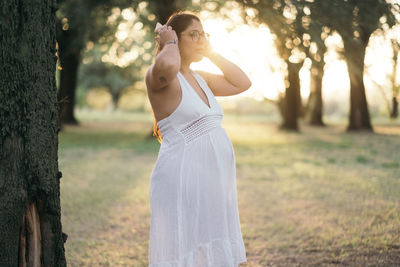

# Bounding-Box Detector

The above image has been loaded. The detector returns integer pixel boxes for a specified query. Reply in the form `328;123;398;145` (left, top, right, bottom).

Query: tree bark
0;0;67;266
343;40;373;131
280;61;302;131
307;61;325;126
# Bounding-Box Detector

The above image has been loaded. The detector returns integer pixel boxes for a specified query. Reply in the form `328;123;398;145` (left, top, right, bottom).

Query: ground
60;110;400;266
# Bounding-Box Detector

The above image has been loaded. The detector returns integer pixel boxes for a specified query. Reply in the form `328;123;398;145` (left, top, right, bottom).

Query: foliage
56;0;137;55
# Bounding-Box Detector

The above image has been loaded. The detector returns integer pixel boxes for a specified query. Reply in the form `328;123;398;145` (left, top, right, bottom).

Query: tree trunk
391;97;398;118
110;89;122;110
0;1;67;266
307;61;325;126
281;61;302;131
343;40;373;131
150;0;178;24
58;51;81;125
56;17;85;126
390;39;399;119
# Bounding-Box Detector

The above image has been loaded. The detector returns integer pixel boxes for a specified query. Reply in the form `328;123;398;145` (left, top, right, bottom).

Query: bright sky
191;15;286;101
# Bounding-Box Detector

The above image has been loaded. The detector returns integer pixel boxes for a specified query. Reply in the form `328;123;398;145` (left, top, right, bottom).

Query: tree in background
56;0;195;126
305;37;327;126
76;4;157;110
298;4;328;126
56;0;136;125
79;61;134;108
238;0;309;131
0;0;67;265
312;0;398;131
390;39;399;118
147;0;179;24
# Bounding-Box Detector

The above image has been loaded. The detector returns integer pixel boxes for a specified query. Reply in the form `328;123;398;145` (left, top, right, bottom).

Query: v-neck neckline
179;71;211;110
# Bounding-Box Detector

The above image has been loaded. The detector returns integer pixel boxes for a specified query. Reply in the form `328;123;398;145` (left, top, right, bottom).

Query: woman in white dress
145;11;252;267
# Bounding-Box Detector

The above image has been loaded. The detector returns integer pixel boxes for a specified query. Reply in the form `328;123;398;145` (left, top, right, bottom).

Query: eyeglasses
181;30;210;42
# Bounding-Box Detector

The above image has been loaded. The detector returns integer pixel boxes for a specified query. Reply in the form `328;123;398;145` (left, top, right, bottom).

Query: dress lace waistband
179;114;222;144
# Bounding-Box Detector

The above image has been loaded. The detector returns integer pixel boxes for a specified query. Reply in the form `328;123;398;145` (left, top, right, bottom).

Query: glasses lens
189;31;209;42
193;31;200;42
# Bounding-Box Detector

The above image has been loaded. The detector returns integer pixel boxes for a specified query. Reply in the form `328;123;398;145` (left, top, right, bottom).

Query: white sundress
148;70;247;267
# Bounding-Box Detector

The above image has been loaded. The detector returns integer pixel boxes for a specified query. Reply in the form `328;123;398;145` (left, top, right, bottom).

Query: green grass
60;110;400;266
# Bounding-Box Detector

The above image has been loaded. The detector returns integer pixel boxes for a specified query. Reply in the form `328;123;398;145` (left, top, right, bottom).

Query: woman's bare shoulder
193;70;210;84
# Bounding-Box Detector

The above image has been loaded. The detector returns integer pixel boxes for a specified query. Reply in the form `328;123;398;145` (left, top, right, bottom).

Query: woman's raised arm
192;36;250;96
146;25;181;92
197;51;251;97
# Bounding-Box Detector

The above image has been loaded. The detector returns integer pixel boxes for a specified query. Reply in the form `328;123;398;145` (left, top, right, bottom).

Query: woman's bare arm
146;26;181;92
197;51;251;96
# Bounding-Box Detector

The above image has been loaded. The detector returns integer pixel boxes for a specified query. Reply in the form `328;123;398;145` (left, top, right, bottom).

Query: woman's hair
152;11;200;143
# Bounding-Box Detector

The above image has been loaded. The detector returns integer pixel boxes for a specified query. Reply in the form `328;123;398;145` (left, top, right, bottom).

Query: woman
145;11;251;267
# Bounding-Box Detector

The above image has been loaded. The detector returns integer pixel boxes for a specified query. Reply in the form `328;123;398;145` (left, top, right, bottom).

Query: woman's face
178;19;207;63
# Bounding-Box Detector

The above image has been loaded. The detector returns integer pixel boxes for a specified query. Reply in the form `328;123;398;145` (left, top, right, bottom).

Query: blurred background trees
55;0;400;132
56;0;139;125
310;0;397;131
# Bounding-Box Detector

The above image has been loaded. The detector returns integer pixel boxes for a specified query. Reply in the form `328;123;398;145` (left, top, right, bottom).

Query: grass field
60;109;400;266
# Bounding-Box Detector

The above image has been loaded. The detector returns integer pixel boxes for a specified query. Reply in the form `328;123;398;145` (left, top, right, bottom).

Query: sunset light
101;6;400;110
189;10;400;108
6;0;399;266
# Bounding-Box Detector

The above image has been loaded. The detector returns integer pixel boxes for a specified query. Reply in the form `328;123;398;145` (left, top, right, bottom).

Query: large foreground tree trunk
280;61;302;131
0;1;67;266
343;40;373;131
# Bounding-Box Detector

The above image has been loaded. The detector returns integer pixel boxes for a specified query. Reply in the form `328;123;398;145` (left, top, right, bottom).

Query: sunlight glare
191;14;285;101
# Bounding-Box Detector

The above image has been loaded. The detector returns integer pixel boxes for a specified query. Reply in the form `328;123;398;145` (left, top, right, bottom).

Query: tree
306;46;326;126
78;44;137;109
56;0;136;125
0;0;67;266
238;0;309;131
390;39;399;118
299;6;328;126
312;0;398;131
147;0;179;24
56;0;194;127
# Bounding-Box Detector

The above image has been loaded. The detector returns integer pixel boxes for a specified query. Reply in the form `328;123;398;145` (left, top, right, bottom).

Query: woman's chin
192;55;203;62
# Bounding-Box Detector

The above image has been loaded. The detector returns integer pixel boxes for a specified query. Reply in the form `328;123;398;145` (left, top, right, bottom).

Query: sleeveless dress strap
191;71;213;97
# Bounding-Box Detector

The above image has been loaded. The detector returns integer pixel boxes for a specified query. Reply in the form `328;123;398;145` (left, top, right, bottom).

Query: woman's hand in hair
155;23;178;50
147;23;181;92
197;37;252;96
202;37;216;59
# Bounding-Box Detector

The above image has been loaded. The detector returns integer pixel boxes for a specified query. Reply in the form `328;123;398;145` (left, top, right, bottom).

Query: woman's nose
198;36;206;45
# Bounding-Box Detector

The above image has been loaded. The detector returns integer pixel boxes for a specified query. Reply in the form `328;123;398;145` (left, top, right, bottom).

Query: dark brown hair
152;11;200;143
